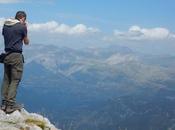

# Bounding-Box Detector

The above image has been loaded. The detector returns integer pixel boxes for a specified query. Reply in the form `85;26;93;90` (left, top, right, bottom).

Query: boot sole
5;104;24;114
5;107;22;114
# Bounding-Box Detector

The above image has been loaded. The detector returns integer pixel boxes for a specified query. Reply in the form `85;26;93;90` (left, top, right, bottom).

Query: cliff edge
0;109;60;130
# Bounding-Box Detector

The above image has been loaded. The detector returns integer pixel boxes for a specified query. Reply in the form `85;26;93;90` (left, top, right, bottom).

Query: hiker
1;11;29;113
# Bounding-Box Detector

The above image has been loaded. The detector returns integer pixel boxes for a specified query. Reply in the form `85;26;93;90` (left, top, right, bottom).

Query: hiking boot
5;101;24;114
1;100;7;111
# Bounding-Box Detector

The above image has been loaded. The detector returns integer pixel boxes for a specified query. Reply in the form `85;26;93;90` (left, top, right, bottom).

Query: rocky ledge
0;109;60;130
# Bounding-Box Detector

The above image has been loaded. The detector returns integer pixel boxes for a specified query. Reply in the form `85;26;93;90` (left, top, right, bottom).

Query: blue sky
0;0;174;31
0;0;175;55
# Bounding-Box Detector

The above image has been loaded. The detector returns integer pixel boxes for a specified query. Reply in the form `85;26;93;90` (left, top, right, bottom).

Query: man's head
15;11;27;23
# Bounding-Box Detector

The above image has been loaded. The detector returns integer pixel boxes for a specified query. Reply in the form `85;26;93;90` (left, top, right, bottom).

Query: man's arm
21;21;29;45
23;36;29;45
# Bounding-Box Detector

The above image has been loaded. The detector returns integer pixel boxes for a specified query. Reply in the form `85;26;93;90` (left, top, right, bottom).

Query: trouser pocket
13;68;23;80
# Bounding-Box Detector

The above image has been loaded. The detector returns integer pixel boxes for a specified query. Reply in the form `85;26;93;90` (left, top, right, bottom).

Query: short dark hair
15;11;27;20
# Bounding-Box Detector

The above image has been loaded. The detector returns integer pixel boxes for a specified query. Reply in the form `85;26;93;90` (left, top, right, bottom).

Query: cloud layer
0;18;175;48
0;18;100;36
0;18;5;26
28;21;100;35
113;25;175;41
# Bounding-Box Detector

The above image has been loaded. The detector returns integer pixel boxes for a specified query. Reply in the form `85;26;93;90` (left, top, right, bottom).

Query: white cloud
1;17;175;48
0;0;21;3
113;25;175;41
28;21;100;35
0;18;103;47
0;18;5;27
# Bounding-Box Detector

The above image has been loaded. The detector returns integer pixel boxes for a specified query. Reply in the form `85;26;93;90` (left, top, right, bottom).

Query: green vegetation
25;118;49;130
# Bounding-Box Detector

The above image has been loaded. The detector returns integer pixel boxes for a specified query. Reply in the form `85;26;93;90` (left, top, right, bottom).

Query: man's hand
23;36;29;45
19;17;29;45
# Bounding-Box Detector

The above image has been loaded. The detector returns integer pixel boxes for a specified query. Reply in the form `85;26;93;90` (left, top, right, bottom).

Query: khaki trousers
1;53;23;102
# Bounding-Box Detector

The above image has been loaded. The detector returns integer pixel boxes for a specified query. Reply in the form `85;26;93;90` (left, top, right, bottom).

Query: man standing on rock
1;11;29;113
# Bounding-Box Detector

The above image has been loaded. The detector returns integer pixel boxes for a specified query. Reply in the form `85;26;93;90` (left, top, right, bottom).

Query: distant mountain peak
106;53;138;65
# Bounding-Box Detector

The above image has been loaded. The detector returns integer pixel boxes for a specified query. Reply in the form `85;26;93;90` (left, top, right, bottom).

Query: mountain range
1;44;175;130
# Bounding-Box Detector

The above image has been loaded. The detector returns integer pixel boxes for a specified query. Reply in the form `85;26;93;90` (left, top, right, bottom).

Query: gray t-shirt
2;22;27;52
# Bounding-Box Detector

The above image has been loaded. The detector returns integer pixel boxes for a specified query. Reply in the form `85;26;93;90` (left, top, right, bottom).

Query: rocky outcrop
0;109;60;130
